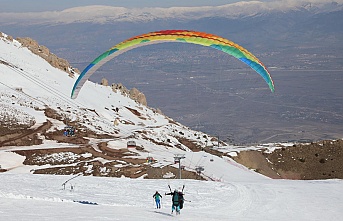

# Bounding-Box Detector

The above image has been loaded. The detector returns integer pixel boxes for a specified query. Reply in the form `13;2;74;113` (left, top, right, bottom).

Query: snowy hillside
0;31;282;181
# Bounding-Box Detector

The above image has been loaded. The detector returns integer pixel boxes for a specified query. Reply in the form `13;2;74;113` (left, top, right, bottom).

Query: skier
153;191;162;209
166;189;181;214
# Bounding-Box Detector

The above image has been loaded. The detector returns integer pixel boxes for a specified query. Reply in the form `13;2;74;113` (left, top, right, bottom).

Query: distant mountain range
1;1;342;55
0;1;342;24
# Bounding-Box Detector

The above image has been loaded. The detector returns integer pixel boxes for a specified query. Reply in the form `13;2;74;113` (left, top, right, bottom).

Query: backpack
172;192;179;205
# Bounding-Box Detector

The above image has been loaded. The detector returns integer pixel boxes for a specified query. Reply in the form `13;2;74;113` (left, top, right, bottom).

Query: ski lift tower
195;166;204;179
62;173;82;190
174;154;185;179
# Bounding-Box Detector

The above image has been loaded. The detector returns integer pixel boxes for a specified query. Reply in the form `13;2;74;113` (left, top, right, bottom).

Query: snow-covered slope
0;32;200;140
0;173;342;220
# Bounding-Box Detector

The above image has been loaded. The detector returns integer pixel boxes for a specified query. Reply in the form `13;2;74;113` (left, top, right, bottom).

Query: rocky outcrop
101;78;109;86
111;83;147;106
0;32;14;42
111;83;128;95
16;37;79;77
129;87;147;106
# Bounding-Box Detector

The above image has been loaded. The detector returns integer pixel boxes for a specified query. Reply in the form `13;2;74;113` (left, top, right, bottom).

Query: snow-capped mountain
0;1;342;24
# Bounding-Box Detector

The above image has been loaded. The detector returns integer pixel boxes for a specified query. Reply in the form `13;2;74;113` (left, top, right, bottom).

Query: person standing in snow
178;190;184;210
153;191;162;209
165;189;181;214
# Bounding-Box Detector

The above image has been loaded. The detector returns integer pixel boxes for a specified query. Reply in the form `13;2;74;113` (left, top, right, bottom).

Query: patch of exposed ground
0;107;114;148
140;133;173;148
233;139;343;180
146;165;204;180
44;107;116;140
13;145;146;177
233;151;281;179
176;137;201;151
0;121;51;146
125;106;141;116
0;125;29;141
12;142;199;179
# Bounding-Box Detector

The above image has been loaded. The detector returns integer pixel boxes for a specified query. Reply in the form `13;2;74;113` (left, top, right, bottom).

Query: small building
146;156;154;163
127;140;136;148
63;126;75;137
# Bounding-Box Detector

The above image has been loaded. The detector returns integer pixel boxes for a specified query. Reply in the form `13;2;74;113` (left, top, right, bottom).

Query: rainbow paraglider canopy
71;30;274;99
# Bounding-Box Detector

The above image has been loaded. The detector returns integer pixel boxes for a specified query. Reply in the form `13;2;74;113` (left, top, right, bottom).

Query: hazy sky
1;0;270;12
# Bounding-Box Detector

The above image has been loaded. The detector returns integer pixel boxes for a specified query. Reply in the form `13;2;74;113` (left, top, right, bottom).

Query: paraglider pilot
165;189;184;214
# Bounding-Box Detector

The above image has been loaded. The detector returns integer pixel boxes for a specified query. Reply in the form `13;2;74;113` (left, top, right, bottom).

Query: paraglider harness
166;185;185;209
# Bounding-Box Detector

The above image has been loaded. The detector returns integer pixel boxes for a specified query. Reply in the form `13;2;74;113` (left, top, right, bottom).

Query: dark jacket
178;192;184;209
153;192;162;200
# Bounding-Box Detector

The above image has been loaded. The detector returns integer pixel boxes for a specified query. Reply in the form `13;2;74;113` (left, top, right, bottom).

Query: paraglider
71;30;274;99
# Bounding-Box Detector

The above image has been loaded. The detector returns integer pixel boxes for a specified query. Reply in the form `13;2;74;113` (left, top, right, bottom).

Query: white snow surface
0;173;342;220
1;29;343;220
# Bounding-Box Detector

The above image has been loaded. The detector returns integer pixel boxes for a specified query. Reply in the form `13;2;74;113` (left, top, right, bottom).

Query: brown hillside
233;139;343;180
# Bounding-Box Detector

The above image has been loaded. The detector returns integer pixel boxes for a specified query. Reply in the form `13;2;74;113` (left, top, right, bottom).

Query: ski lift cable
193;150;208;168
14;60;133;135
4;62;87;112
2;57;131;136
1;57;104;117
0;80;47;106
2;61;170;140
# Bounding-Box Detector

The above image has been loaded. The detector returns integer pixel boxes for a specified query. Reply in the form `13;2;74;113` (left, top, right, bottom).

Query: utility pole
174;154;185;179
